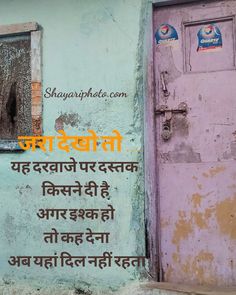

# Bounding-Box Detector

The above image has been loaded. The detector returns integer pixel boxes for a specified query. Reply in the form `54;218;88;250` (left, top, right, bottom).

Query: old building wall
0;0;149;293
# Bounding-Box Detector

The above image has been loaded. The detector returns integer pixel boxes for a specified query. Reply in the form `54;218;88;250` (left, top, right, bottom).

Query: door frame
143;0;217;281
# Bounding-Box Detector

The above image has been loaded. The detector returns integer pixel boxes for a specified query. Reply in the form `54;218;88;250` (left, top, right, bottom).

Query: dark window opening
0;34;31;140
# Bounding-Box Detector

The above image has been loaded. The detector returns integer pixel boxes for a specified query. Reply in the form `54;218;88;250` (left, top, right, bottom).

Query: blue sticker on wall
197;24;222;52
155;24;179;48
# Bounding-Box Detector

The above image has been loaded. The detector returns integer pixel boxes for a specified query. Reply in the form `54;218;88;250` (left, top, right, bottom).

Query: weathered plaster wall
0;0;149;293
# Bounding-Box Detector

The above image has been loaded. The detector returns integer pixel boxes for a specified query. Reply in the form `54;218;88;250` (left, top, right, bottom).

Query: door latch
155;102;188;141
155;102;187;117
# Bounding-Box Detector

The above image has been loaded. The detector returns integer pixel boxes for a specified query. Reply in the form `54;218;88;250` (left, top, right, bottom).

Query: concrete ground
1;282;236;295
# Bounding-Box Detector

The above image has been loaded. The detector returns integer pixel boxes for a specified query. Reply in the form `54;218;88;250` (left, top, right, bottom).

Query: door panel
153;0;236;285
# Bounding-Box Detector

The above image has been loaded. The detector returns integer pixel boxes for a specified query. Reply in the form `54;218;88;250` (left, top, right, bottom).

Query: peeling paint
172;211;193;247
190;211;208;229
215;195;236;239
167;251;217;284
202;166;226;178
180;251;215;284
54;113;81;131
191;193;203;208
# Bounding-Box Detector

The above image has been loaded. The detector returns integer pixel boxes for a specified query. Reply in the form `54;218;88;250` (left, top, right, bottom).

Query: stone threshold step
140;282;236;295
